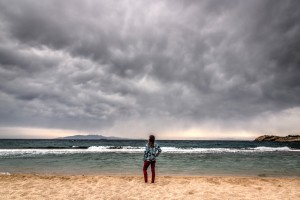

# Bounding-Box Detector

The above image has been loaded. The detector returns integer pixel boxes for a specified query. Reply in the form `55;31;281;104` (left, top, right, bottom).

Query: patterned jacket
143;143;162;161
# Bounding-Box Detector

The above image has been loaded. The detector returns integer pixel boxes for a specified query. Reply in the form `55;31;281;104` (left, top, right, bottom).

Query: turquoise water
0;140;299;177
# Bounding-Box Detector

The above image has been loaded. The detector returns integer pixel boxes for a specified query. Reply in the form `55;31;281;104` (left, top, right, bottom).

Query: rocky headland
254;135;300;142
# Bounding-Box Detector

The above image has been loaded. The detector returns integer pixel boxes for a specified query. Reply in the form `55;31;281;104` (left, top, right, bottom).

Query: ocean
0;139;299;177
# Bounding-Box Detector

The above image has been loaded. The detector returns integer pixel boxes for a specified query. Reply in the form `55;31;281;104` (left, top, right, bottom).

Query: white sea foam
0;172;11;175
251;146;293;151
0;149;83;156
161;146;299;153
0;146;299;157
87;146;144;152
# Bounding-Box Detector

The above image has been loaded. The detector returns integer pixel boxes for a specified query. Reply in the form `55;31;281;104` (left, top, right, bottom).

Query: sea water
0;139;299;177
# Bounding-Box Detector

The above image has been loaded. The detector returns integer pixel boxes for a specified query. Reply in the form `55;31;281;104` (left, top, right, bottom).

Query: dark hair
148;135;155;148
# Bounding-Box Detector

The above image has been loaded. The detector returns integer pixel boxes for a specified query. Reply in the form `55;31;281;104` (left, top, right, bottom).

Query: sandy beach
0;174;299;200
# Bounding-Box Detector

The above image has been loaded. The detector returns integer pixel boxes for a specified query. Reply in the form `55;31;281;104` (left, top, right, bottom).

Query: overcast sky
0;0;299;139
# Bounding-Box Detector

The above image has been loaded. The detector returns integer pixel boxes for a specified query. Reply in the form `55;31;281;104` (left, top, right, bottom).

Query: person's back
143;135;161;183
144;142;161;162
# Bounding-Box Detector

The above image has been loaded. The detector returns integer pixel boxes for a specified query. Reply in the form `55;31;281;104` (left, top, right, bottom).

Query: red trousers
143;161;156;183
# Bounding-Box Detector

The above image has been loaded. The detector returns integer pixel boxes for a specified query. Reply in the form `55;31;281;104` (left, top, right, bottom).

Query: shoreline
1;174;299;200
2;173;300;179
0;170;300;179
1;171;300;178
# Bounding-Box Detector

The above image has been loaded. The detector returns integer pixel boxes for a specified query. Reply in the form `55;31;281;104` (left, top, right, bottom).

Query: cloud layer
0;0;299;138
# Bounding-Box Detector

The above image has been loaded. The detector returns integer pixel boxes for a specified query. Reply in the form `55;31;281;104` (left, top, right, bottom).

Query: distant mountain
254;135;300;142
55;134;128;140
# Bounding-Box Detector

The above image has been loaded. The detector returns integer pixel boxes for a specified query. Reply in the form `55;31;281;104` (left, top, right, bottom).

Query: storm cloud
0;0;299;138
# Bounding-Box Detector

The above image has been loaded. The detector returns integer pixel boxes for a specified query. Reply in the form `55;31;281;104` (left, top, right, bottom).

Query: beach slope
0;174;299;200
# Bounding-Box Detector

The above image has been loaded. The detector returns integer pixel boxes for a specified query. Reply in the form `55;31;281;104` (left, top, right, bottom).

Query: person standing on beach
143;135;161;183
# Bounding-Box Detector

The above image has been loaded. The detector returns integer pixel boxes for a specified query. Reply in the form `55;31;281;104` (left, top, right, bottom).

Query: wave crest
0;146;298;157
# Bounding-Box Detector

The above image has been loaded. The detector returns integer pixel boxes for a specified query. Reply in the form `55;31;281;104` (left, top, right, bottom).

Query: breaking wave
0;146;299;157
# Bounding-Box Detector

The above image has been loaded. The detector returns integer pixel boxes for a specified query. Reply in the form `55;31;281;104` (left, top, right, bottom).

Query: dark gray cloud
0;0;299;138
